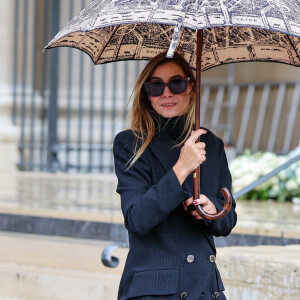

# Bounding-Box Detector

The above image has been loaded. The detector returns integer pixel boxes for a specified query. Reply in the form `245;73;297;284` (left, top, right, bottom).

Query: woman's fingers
193;196;209;206
189;129;207;143
184;195;217;220
183;197;193;208
195;142;206;150
184;196;209;209
174;130;207;182
194;214;203;220
189;195;217;219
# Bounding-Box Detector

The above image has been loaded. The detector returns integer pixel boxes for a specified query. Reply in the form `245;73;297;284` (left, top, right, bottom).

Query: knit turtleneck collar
154;114;188;142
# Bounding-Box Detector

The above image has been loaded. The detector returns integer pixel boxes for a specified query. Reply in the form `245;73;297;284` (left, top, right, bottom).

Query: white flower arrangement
229;145;300;202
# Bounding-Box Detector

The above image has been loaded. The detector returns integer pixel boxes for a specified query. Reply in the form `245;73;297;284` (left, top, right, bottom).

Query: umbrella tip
166;48;175;59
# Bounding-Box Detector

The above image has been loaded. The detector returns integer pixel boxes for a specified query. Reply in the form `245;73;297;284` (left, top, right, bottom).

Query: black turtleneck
154;114;189;143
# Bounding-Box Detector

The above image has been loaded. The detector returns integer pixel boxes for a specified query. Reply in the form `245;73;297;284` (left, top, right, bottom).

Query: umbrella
45;0;300;220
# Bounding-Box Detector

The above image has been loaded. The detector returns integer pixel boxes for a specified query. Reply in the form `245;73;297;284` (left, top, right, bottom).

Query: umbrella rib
167;0;193;58
94;26;120;64
287;35;300;64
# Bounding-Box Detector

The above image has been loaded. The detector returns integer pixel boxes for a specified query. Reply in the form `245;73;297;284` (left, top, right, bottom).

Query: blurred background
0;1;300;300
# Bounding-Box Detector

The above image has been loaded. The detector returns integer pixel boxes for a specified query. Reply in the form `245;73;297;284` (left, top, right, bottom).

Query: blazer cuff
167;168;190;200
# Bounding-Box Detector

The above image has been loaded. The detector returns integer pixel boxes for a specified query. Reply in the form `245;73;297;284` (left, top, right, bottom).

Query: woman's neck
155;114;188;142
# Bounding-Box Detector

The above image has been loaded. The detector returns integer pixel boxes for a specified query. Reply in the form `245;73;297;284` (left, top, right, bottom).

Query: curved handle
101;244;120;268
101;243;128;268
194;187;232;221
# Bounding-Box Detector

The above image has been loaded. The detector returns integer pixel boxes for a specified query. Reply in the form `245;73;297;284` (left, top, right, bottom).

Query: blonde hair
128;51;196;166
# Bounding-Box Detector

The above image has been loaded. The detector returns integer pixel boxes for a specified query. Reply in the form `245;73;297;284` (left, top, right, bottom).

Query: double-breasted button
211;292;220;298
179;291;188;299
186;255;194;263
209;255;216;263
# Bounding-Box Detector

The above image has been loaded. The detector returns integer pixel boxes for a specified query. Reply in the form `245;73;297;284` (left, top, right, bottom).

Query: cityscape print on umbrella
48;0;300;38
46;0;300;70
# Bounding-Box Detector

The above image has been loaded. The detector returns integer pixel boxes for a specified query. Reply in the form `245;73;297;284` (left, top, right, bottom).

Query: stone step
0;232;125;300
0;262;119;300
0;232;299;300
1;172;300;240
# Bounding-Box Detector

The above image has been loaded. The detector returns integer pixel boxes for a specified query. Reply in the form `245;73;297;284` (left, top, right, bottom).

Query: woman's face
148;62;193;118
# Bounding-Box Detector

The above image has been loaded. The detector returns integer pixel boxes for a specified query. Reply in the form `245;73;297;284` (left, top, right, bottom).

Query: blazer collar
148;128;181;173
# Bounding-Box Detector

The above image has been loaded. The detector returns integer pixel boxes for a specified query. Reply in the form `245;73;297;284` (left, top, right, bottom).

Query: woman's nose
162;85;173;97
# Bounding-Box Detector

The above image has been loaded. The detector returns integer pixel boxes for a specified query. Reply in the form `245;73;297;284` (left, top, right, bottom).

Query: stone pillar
0;1;19;172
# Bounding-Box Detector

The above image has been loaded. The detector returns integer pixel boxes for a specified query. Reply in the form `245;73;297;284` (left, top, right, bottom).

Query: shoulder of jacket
200;127;222;147
113;129;142;151
114;129;135;141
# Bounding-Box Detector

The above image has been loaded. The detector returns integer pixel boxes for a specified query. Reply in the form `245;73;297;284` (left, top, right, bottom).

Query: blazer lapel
148;128;180;172
148;129;193;197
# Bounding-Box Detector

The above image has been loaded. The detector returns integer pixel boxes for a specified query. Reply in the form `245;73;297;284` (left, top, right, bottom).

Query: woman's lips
161;103;177;107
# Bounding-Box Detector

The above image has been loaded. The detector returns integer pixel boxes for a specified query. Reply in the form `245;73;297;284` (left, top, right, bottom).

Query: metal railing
200;80;300;154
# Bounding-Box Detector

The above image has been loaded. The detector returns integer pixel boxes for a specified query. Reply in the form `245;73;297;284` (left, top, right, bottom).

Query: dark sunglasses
144;76;192;97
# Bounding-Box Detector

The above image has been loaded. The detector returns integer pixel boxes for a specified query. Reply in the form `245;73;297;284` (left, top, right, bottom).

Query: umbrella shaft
195;30;202;134
193;29;203;199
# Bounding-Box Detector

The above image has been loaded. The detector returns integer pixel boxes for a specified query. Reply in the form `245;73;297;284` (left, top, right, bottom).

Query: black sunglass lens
169;78;187;94
145;77;189;96
146;81;164;97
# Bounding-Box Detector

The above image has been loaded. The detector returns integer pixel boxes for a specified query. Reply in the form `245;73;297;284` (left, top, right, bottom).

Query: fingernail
184;202;188;206
193;201;198;205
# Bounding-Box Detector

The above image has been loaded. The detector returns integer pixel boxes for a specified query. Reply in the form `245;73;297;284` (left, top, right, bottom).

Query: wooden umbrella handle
193;168;232;221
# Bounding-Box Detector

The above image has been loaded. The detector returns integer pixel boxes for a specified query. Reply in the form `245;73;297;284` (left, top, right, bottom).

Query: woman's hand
173;129;207;185
183;195;217;219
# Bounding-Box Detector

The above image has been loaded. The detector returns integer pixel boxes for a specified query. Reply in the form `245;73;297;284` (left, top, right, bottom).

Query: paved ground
1;171;300;239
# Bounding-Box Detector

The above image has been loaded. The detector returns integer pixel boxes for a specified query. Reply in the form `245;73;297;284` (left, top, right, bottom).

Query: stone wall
0;232;299;300
218;245;300;300
0;0;19;172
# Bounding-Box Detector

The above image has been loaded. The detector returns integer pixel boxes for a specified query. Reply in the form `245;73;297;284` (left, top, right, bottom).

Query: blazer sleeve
113;130;190;236
204;138;237;237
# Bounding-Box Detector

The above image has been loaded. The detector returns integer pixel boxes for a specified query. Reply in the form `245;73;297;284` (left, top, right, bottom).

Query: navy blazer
113;127;237;300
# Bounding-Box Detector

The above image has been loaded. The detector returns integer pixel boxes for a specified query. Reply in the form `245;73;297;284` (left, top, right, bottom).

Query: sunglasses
144;76;192;97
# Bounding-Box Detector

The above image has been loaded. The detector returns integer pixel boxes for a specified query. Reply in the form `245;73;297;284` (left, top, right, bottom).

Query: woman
113;52;237;300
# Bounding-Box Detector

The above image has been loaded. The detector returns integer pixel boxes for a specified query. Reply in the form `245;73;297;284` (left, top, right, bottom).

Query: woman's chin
161;113;177;118
158;110;182;118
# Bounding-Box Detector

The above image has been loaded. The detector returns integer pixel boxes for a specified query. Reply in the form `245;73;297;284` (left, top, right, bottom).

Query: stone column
0;1;19;172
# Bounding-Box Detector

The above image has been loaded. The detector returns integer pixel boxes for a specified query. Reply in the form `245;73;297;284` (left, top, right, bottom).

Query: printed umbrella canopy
45;0;300;220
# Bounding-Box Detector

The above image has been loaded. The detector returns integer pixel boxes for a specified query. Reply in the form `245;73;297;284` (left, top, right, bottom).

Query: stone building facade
1;1;299;172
